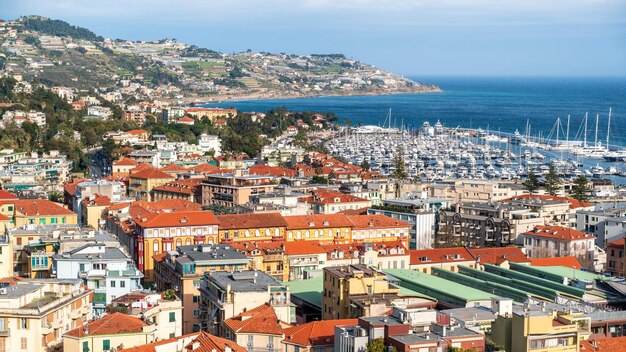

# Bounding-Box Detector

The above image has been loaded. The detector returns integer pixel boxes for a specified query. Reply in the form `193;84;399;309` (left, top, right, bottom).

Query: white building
53;243;143;316
199;134;222;156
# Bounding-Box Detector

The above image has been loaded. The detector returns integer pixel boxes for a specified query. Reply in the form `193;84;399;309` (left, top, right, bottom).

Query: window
21;338;27;350
103;339;110;351
169;312;176;322
82;341;89;352
193;310;200;317
247;335;254;351
19;318;28;329
120;281;125;288
193;295;199;303
268;336;274;352
110;281;116;288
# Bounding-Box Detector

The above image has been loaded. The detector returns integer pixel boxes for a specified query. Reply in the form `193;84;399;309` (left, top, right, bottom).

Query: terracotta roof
177;116;195;123
125;129;149;136
507;194;593;209
283;214;353;230
106;202;132;211
63;178;90;196
224;303;288;335
607;237;625;247
580;337;626;352
152;180;201;195
304;190;369;205
284;241;327;256
217;213;287;230
65;312;147;337
249;164;297;177
184;331;247;352
118;332;201;352
530;256;582;269
523;225;595;241
337;207;369;215
469;246;529;265
81;194;113;207
409;247;474;265
0;189;18;200
230;241;285;255
190;163;221;173
0;199;75;216
134;210;218;228
161;163;188;172
347;214;411;230
129;163;154;174
130;168;174;180
114;157;138;166
283;319;358;347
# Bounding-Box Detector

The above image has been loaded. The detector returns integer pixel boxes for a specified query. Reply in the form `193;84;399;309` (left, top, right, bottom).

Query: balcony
70;309;82;320
289;258;319;266
41;325;53;335
0;328;9;337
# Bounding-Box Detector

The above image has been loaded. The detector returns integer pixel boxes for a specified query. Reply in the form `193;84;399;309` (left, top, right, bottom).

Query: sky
1;0;625;77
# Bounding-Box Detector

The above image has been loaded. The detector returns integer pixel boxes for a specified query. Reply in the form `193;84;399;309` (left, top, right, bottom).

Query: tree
544;164;561;196
572;175;591;202
366;338;385;352
523;169;539;194
311;175;329;184
48;191;63;203
392;146;408;180
360;160;370;171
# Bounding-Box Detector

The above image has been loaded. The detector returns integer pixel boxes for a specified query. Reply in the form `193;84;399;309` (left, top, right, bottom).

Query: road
89;148;110;179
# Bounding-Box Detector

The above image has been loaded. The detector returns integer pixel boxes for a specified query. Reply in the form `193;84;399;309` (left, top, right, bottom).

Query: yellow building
491;305;591;352
0;199;77;229
0;278;92;352
134;210;220;281
231;241;288;282
283;214;354;244
23;239;57;278
347;214;411;248
63;312;157;352
216;213;287;242
80;195;112;229
128;168;175;201
322;264;400;320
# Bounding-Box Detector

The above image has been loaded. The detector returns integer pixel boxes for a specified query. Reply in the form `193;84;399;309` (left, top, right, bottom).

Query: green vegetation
392;145;408;179
572;175;591;202
523;169;540;194
20;16;103;41
544;164;561;196
366;338;386;352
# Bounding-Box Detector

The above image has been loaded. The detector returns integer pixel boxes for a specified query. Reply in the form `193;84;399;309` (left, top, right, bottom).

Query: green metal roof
397;286;435;300
520;265;606;282
384;269;495;303
283;277;323;308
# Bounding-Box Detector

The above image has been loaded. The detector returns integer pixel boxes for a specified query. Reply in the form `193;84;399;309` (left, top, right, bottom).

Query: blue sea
209;76;626;147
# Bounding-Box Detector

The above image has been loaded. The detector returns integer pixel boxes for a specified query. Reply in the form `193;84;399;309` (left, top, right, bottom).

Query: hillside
0;16;440;101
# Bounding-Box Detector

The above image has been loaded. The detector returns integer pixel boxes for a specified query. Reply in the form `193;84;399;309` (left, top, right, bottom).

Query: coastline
185;87;444;106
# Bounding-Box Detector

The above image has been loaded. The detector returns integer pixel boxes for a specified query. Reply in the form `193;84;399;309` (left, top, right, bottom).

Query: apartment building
201;172;277;207
216;212;287;242
128;167;175;201
605;237;625;277
223;303;289;352
0;198;77;228
230;241;288;282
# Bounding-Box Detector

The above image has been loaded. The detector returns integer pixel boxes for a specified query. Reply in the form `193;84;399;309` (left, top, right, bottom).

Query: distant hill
20;16;103;42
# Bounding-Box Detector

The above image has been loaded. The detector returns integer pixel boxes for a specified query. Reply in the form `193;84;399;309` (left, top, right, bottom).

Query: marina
325;114;626;185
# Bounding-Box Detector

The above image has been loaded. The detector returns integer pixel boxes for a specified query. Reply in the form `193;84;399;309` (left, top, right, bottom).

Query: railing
0;328;9;337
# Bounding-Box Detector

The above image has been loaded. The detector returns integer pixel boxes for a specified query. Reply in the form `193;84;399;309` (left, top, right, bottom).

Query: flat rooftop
205;270;283;292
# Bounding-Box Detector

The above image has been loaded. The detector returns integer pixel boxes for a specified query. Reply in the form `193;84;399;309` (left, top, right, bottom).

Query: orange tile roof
152;180;201;195
530;256;582;269
184;331;247;352
125;129;149;136
347;214;411;230
230;241;285;255
113;157;139;166
305;190;369;204
177;116;195;123
523;225;595;241
224;303;288;335
0;199;75;216
81;194;113;207
0;189;18;200
469;246;530;265
119;332;201;352
284;241;327;255
129;163;154;174
63;178;90;196
161;163;188;172
283;214;353;230
409;247;474;265
190;163;221;173
580;336;626;352
130;168;174;180
249;164;297;177
106;202;132;211
65;312;147;337
283;319;358;347
507;194;592;209
337;207;369;215
217;213;287;230
134;210;218;228
607;237;625;247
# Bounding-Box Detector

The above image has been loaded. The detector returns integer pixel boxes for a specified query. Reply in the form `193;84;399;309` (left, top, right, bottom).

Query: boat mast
566;115;570;146
607;107;612;151
595;113;599;148
583;112;589;148
556;117;560;147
